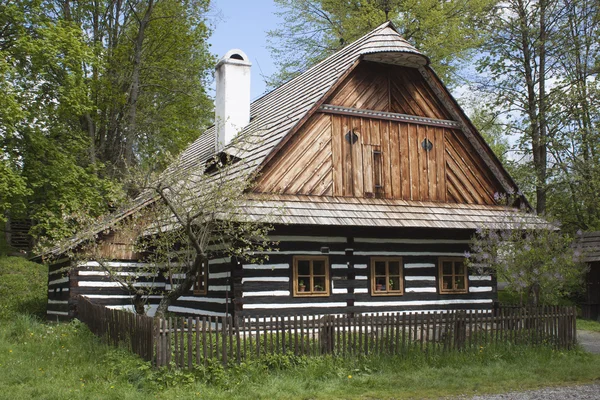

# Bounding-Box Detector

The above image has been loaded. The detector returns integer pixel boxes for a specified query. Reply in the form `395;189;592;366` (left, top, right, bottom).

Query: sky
208;1;281;100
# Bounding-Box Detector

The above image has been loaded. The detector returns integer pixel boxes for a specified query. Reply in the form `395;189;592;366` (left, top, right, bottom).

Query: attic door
332;114;447;201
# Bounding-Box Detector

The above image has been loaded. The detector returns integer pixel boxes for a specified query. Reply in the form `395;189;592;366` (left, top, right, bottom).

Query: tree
466;198;587;306
1;0;215;243
544;0;600;232
267;0;496;88
475;0;559;215
475;0;600;224
70;149;275;318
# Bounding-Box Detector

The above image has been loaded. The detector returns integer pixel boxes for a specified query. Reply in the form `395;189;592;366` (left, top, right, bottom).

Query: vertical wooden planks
332;115;343;196
389;123;401;198
382;122;392;198
352;118;364;196
418;125;429;200
342;116;353;196
408;124;419;199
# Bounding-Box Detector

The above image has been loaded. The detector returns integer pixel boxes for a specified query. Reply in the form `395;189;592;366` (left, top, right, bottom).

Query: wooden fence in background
76;297;577;369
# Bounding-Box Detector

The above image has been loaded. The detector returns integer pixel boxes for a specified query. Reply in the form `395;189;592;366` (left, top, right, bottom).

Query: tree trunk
133;290;146;315
528;282;540;306
124;0;155;168
154;253;203;319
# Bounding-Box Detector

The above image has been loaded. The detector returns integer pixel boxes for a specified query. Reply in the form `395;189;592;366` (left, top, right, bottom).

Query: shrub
0;256;48;319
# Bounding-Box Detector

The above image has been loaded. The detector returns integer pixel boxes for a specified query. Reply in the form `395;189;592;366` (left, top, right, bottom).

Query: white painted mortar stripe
244;302;346;310
243;263;289;270
242;277;289;283
355;299;493;307
243;291;290;297
404;263;435;269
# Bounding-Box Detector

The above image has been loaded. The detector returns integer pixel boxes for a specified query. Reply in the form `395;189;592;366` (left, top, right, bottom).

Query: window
371;257;403;296
373;148;383;198
293;256;330;297
438;258;468;294
193;259;208;295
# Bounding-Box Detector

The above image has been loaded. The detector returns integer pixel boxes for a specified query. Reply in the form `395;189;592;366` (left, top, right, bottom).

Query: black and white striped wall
46;226;495;321
46;256;235;320
235;227;496;318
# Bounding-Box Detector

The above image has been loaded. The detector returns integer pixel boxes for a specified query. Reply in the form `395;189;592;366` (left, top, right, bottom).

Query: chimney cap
216;49;251;69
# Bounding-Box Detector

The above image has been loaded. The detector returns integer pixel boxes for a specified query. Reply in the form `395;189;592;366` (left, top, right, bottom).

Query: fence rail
76;297;577;369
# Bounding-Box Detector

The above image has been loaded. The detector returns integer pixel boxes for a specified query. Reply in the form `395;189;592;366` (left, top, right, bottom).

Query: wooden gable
253;61;504;205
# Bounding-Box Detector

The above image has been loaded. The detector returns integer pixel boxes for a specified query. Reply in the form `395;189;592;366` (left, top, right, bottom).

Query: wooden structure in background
580;232;600;321
3;217;32;253
46;21;547;322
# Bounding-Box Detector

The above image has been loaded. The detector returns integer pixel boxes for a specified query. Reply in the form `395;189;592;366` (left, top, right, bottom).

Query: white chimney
215;49;251;151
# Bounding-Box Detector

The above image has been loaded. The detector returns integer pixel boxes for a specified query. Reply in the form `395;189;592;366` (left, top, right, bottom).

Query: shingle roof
241;194;549;230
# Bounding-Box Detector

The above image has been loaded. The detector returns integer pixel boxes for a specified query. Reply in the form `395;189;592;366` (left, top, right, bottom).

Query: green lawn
578;318;600;333
1;315;599;400
1;254;599;399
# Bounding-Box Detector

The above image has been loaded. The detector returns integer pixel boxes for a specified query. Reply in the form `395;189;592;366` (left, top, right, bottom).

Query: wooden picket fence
76;297;577;369
77;296;154;361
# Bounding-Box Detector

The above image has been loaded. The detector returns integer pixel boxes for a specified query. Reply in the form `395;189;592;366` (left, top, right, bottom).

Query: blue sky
208;1;281;100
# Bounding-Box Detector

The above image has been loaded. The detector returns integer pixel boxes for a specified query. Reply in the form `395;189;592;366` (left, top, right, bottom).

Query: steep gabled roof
176;21;429;177
177;21;520;201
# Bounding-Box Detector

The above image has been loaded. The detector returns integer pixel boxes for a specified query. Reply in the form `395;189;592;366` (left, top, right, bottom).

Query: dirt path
578;330;600;354
457;331;600;399
465;383;600;399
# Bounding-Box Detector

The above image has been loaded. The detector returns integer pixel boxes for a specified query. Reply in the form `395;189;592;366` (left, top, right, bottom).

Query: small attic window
204;151;242;174
230;53;244;60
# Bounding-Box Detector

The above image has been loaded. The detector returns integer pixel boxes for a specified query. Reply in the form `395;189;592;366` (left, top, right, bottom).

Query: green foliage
0;256;47;320
267;0;496;88
469;104;511;165
467;208;587;305
474;0;600;222
0;0;215;244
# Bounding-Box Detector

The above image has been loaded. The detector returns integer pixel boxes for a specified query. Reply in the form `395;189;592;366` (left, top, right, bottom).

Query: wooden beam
318;104;461;129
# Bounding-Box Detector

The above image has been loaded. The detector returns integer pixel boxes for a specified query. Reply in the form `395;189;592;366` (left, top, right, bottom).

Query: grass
1;315;600;400
0;256;47;320
578;318;600;332
1;254;599;399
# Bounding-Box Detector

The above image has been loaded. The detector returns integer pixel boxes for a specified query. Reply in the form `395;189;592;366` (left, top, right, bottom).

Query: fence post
454;311;466;350
320;316;334;354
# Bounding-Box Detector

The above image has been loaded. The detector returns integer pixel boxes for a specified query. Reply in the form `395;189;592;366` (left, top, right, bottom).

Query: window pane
455;262;465;275
389;277;401;292
375;261;386;276
389;261;400;275
442;276;453;291
298;260;310;275
313;277;326;292
455;276;465;290
297;278;307;292
313;260;325;276
443;262;453;275
375;277;387;291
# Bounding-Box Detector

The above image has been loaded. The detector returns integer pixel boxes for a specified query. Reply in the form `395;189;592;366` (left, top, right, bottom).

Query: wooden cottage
580;232;600;321
46;22;544;321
